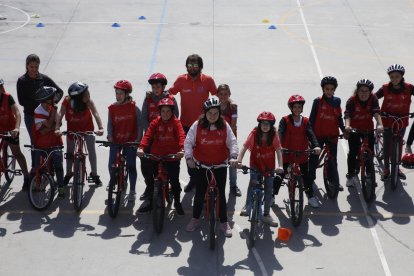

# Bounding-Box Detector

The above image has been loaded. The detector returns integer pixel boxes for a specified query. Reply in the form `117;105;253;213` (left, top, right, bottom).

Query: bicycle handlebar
281;148;316;155
0;131;12;137
380;112;414;119
62;131;96;136
96;140;139;147
195;162;229;170
350;128;377;135
142;153;181;161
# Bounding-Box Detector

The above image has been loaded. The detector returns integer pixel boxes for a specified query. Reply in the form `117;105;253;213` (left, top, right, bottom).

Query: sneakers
220;222;232;237
128;191;136;202
230;186;242;197
184;181;195;193
186;218;201;232
137;200;152;213
338;184;344;191
63;173;73;186
308;196;320;208
174;201;185;215
139;187;151;201
58;187;65;198
382;168;390;181
398;169;406;180
89;173;102;186
346;179;355;187
262;214;278;227
240;205;248;216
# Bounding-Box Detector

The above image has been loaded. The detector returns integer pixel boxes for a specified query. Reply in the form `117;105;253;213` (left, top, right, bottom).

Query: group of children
1;63;414;238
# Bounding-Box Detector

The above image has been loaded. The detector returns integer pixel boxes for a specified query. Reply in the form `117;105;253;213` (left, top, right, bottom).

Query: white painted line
0;4;31;35
295;0;391;275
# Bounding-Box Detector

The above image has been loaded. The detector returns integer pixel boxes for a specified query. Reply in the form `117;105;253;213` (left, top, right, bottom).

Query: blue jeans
34;149;64;187
108;145;137;192
245;170;273;215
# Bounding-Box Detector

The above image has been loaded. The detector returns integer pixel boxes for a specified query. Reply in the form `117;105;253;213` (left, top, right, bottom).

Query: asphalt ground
1;1;414;275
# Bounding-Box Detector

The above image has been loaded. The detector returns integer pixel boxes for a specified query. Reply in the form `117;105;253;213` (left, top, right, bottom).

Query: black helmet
321;76;338;88
356;79;374;91
68;82;88;97
387;64;405;75
35;86;57;102
204;96;220;111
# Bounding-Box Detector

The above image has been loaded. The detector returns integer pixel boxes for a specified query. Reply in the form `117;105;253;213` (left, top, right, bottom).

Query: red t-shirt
62;97;94;138
33;104;63;149
0;93;16;132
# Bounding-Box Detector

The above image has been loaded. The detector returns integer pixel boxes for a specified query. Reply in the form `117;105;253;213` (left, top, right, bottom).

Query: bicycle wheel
28;172;55;210
152;180;165;234
374;135;383;161
209;191;216;250
361;153;376;203
3;143;16;183
390;139;400;191
73;158;84;212
323;159;339;199
289;175;304;227
107;168;122;218
248;192;259;249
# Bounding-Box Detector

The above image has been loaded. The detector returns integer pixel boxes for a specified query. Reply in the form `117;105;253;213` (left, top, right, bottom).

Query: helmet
114;80;132;93
288;94;305;108
257;111;276;124
204;96;220;111
68;82;88;97
157;97;175;109
321;76;338;88
387;64;405;75
356;79;374;91
0;79;4;86
148;73;167;85
35;86;57;102
401;153;414;169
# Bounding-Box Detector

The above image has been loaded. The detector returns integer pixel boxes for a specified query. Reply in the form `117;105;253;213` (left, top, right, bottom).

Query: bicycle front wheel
107;168;122;218
374;135;383;161
209;192;216;250
248;192;259;249
73;158;85;212
289;175;304;227
323;159;339;199
152;180;165;234
390;139;400;191
3;143;16;183
361;153;376;203
28;173;55;210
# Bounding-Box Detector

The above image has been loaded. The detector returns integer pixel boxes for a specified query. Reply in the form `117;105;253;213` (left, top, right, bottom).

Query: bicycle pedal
13;170;22;176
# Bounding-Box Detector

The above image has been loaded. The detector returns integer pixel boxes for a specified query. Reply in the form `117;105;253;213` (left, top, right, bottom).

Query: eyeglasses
187;63;199;69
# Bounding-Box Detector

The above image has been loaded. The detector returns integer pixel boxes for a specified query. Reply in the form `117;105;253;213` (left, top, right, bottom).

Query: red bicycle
0;132;20;185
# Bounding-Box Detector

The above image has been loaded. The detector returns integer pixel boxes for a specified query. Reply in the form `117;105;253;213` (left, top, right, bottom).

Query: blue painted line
148;0;168;76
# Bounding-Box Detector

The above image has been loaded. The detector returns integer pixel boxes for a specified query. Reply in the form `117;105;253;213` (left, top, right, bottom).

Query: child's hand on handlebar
186;158;196;168
229;159;238;167
137;148;144;157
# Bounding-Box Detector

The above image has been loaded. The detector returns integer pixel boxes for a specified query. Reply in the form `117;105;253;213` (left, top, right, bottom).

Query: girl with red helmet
344;79;383;185
184;97;238;237
217;84;241;197
273;95;321;208
137;98;186;214
236;111;283;226
375;64;414;180
55;82;105;186
107;80;143;201
139;73;179;202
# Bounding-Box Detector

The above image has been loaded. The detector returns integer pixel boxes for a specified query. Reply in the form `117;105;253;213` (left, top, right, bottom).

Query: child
375;64;414;180
55;82;104;186
217;84;241;197
139;73;179;201
107;80;143;201
32;86;65;197
273;95;321;208
344;79;383;185
0;79;30;189
237;111;283;226
309;76;346;191
137;98;186;214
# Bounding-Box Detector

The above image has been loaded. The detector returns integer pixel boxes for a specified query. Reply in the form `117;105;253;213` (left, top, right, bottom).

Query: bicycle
96;140;138;218
24;145;63;210
142;153;181;234
316;135;343;199
0;132;20;184
281;149;314;227
63;131;97;212
381;112;414;190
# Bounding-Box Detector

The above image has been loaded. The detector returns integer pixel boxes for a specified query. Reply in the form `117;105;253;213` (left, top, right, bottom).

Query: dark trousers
308;138;338;181
274;162;314;197
347;132;375;175
142;159;182;198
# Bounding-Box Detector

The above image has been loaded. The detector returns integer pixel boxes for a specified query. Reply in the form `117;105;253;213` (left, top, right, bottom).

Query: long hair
255;123;276;147
198;108;226;129
70;94;87;112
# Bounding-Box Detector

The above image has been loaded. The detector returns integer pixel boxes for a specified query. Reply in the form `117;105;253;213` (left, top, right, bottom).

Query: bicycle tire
107;168;122;218
289;175;304;227
248;192;259;249
374;135;383;161
390;139;400;191
3;143;16;183
361;153;376;203
73;158;84;212
209;191;216;250
323;159;339;199
152;180;165;234
28;172;55;210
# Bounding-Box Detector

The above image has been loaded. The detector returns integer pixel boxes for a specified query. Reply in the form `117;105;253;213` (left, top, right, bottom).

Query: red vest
281;116;309;164
108;101;138;144
313;97;341;138
148;117;183;156
145;94;174;123
350;95;374;131
63;97;94;138
32;105;63;149
381;83;412;128
249;128;276;176
193;123;228;165
0;93;16;132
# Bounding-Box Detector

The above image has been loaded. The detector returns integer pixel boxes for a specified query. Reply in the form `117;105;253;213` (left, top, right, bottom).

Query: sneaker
230;186;242;197
220;222;232;237
346;180;355;187
139;187;151;201
399;169;407;180
63;173;73;186
382;169;390;181
308;196;319;208
184;181;195;193
128;191;136;202
58;187;65;198
338;184;344;192
262;214;278;227
406;146;413;154
240;205;248;216
174;201;185;215
186;218;201;232
137;200;152;213
90;173;102;186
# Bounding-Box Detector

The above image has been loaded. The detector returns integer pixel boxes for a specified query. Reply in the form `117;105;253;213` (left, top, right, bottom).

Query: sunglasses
187;63;199;69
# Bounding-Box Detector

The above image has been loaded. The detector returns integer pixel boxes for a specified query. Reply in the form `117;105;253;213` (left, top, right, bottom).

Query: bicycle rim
289;176;304;227
323;159;339;199
4;144;16;183
152;181;165;234
28;173;55;210
248;193;259;249
374;136;383;161
107;169;121;218
209;193;216;250
73;158;84;212
390;141;399;191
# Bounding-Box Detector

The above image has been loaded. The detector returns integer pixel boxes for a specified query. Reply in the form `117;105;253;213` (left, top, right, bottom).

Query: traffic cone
277;227;292;241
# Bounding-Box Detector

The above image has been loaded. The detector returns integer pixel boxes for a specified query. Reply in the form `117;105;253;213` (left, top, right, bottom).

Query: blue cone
138;16;146;20
112;22;121;27
268;25;277;30
36;22;45;27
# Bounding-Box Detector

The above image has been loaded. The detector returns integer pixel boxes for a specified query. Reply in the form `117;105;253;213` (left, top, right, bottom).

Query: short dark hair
26;54;40;66
185;54;203;69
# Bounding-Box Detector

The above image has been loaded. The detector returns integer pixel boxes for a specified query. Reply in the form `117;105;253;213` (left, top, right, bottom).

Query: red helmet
157;97;175;109
288;94;305;108
401;153;414;169
257;111;276;124
114;80;132;93
148;73;167;85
